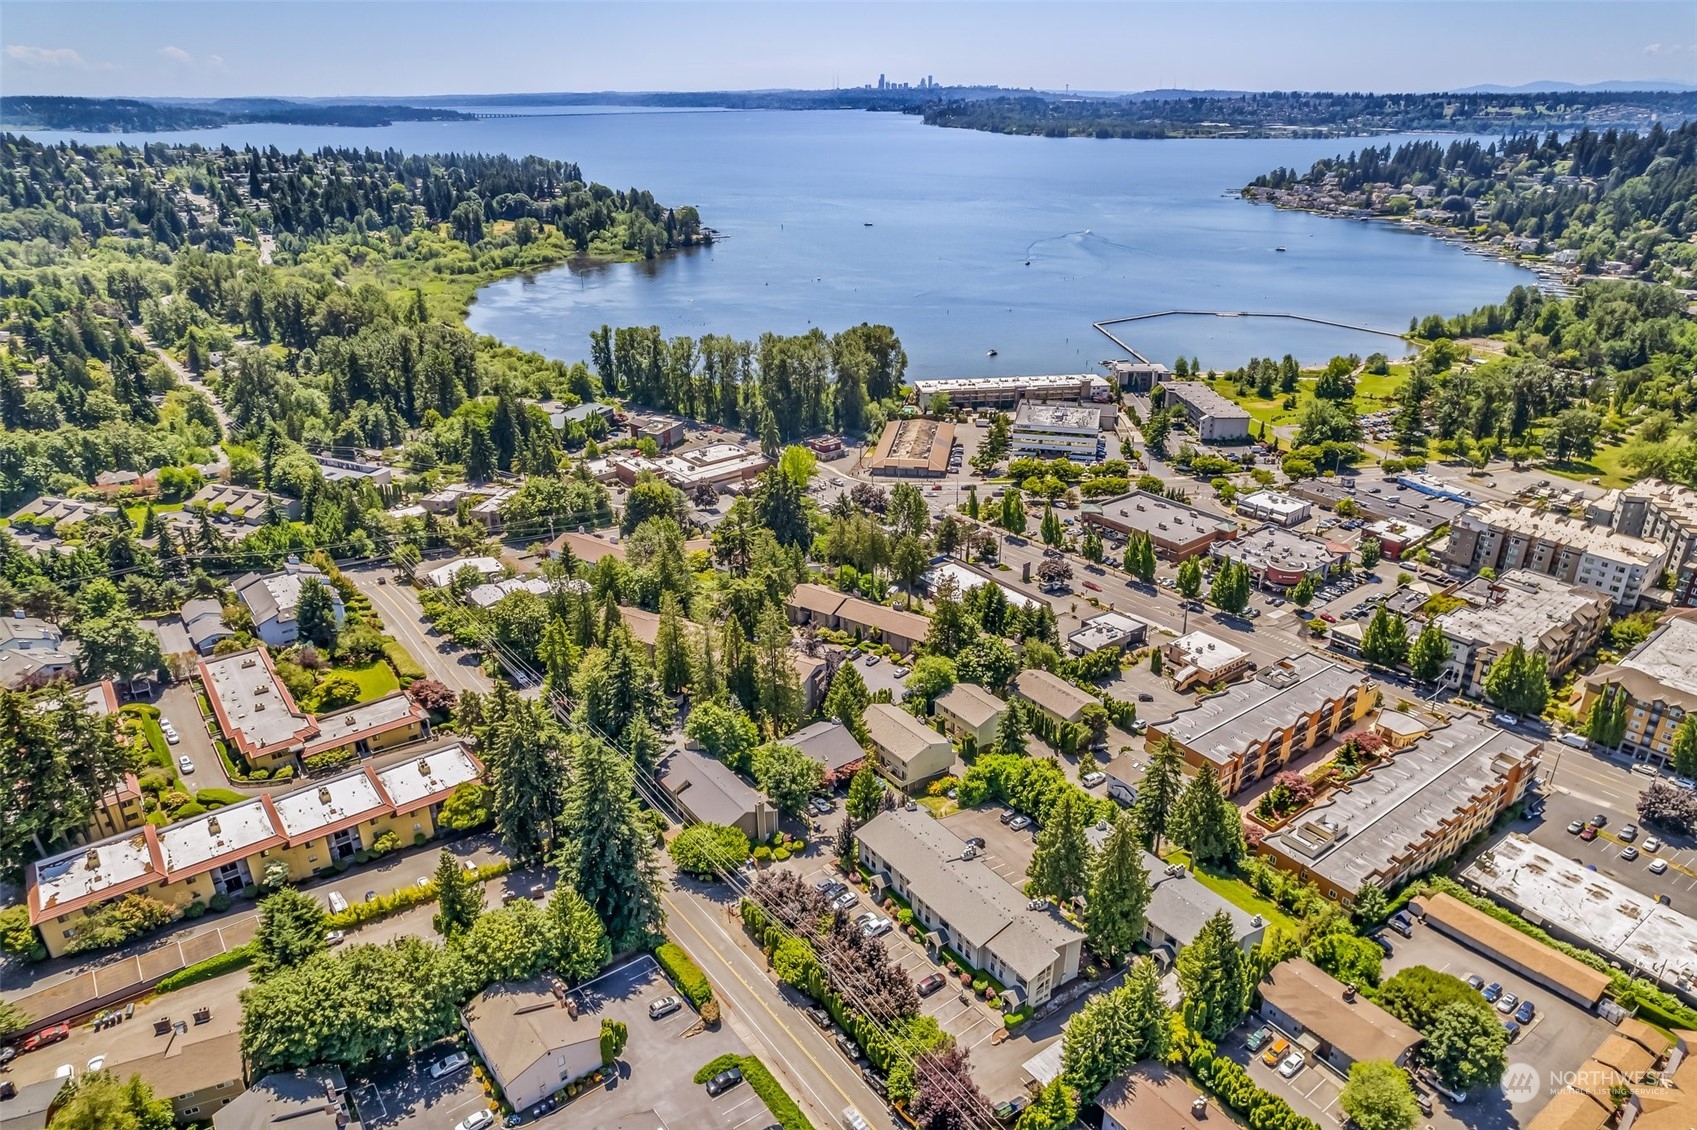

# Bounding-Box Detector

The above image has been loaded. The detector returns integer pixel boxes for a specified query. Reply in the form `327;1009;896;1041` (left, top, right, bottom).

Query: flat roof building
1211;525;1342;589
921;559;1037;610
421;555;504;589
1161;381;1251;442
1604;479;1697;607
1163;630;1251;691
1066;611;1148;656
858;806;1084;1006
1236;490;1312;527
912;373;1110;410
1445;502;1667;610
1260;713;1539;902
1081;490;1239;561
1434;570;1611;699
1290;477;1470;528
1149;656;1373;794
1105;359;1171;393
866;418;955;477
311;453;393;486
1579;611;1697;767
1460;834;1697;1000
198;648;318;769
1009;402;1104;462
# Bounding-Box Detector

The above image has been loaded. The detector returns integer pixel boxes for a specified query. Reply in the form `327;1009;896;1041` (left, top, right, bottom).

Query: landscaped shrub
208;891;232;912
656;941;714;1007
182;901;207;919
371;830;401;855
773;847;791;862
154;943;256;993
195;787;246;808
699;997;721;1026
694;1054;743;1084
174;802;208;819
753;845;772;864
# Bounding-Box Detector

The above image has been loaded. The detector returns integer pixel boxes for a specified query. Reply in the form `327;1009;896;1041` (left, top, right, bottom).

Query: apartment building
234;563;345;649
1257;959;1422;1074
1009;402;1104;462
1163;630;1252;691
933;682;1008;748
1010;668;1099;727
863;703;955;790
1579;611;1697;767
783;584;931;654
1257;713;1539;902
1145;656;1375;795
1160;381;1251;442
912;373;1111;410
27;744;483;957
1433;570;1612;699
1601;479;1697;607
1444;502;1666;609
858;807;1083;1007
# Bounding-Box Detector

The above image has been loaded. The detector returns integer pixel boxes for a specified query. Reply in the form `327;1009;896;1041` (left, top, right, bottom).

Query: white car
178;755;195;774
1278;1052;1306;1078
1649;859;1670;875
864;655;881;667
1081;771;1107;788
456;1112;495;1130
860;915;892;939
161;721;180;745
428;1050;469;1079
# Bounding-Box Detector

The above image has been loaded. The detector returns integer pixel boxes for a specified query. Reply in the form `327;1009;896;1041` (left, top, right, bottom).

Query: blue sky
4;2;1693;99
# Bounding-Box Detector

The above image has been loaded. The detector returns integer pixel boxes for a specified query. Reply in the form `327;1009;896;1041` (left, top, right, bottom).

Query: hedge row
384;639;427;682
155;943;256;994
1189;1041;1320;1130
694;1053;742;1083
740;1056;816;1130
323;861;512;932
656;942;713;1007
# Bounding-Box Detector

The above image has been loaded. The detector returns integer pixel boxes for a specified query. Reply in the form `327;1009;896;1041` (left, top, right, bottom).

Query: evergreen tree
1672;715;1697;780
1409;621;1449;683
1081;525;1104;564
1290;573;1316;607
994;699;1028;755
546;881;611;985
846;764;885;824
250;887;328;981
42;1070;174;1130
1128;533;1157;584
1359;537;1383;570
1084;812;1153;964
1176;557;1203;599
1028;789;1091;901
1040;506;1064;548
1001;489;1027;535
1586;685;1629;749
1360;606;1410;668
1059;957;1167;1102
484;694;568;858
1483;640;1549;718
1132;739;1184;850
431;847;485;939
1209;559;1251;615
1178;911;1251;1041
653;592;693;695
1019;1077;1078;1130
823;662;872;740
1172;764;1245;868
555;736;663;948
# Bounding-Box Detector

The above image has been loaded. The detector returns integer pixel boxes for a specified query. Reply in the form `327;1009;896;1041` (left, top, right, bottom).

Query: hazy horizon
4;1;1692;101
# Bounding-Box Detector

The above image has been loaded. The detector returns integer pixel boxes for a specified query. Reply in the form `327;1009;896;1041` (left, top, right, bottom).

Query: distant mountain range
1457;80;1697;93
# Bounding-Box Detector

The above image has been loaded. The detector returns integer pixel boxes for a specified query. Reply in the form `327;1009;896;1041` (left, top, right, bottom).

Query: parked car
917;973;948;997
1389;912;1414;938
1620;824;1639;842
1515;1000;1536;1025
1464;973;1485;991
1008;815;1031;831
1644;837;1662;853
1137;692;1154;703
1593;813;1609;827
831;890;859;911
161;720;180;745
1566;820;1586;835
1482;982;1502;1003
706;1066;745;1097
999;810;1016;825
992;1095;1030;1122
324;930;346;946
1081;771;1106;788
964;837;986;849
1580;825;1598;841
806;1006;832;1030
20;1023;70;1053
1502;1020;1522;1043
178;755;195;774
429;1051;470;1079
1278;1052;1306;1078
456;1112;495;1130
648;995;683;1020
1245;1027;1272;1052
1650;859;1670;875
327;891;349;915
860;915;892;939
1261;1038;1290;1066
1369;933;1394;957
1491;713;1518;727
863;655;881;667
1622;846;1640;861
1496;993;1519;1015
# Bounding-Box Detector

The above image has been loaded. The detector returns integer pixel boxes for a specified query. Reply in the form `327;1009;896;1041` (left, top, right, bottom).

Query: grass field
1543;443;1636;489
124;501;182;527
338;660;401;702
1204;365;1407;437
1164;848;1299;933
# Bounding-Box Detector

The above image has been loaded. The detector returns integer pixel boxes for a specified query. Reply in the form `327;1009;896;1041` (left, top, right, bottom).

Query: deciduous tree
1341;1060;1422;1130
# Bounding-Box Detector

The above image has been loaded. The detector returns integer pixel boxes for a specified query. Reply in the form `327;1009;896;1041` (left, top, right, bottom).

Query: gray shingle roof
788;720;867;775
862;704;947;767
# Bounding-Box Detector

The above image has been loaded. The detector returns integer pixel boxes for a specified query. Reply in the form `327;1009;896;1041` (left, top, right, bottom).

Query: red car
1580;825;1599;841
20;1022;70;1053
917;973;948;997
1319;612;1337;623
1083;581;1102;591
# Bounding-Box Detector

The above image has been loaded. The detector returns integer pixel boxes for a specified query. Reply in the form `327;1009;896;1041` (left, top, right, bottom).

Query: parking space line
718;1094;757;1116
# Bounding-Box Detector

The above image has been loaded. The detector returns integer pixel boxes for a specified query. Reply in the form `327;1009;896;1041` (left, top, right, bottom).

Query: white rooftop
466;576;553;608
1013;403;1101;431
376;744;482;811
1239;490;1310;516
912;374;1107;396
921;559;1037;608
306;693;422;751
1618;615;1697;699
269;770;387;840
422;556;503;588
1168;630;1249;672
32;832;160;918
201;650;314;751
158;801;280;874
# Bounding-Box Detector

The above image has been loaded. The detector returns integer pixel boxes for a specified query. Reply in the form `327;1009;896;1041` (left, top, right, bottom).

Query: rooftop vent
1026;898;1047;911
240;658;257;669
318;787;333;806
85;849;101;871
207;817;220;836
417;758;433;776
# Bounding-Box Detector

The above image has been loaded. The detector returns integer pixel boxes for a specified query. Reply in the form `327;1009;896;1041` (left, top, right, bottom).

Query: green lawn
1543;442;1636;489
338;660;401;702
124;501;182;527
1202;369;1407;438
1164;849;1299;933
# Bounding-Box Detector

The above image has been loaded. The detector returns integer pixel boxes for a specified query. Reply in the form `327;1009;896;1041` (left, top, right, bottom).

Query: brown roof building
1413;892;1611;1007
1099;1064;1209;1130
866;418;955;477
1256;958;1422;1072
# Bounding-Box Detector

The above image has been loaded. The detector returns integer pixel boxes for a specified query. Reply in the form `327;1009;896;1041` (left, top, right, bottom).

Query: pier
1092;309;1409;361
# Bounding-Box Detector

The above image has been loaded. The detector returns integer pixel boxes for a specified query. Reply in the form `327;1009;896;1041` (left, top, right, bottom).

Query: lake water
29;110;1536;377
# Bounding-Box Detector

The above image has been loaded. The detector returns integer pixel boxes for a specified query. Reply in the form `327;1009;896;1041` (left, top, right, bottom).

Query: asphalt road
348;565;493;697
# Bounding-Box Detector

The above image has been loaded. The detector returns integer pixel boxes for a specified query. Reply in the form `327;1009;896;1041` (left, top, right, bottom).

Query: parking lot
351;1042;496;1130
1516;771;1697;906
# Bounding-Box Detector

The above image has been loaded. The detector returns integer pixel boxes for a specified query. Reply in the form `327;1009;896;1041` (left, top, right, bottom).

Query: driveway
157;681;241;792
347;565;493;697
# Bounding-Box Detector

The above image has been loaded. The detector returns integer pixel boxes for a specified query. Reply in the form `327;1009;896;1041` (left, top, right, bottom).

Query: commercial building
1444;502;1667;610
235;563;345;649
787;720;868;783
1395;472;1478;507
1258;713;1539;902
26;744;483;957
311;454;393;487
1080;491;1238;560
1598;479;1697;607
866;418;956;477
628;413;688;450
1256;958;1422;1073
863;703;954;790
912;373;1111;410
1433;570;1611;699
462;979;603;1114
1290;477;1470;529
921;559;1036;610
1009;402;1104;462
1148;656;1373;794
1361;518;1431;561
1460;834;1697;999
1579;612;1697;766
657;746;778;843
1163;630;1251;691
1066;610;1148;656
857;807;1084;1006
784;584;930;655
1099;1065;1208;1130
1413;892;1611;1008
181;598;233;656
420;555;504;589
1105;359;1172;393
1211;525;1341;589
214;1067;358;1130
1011;668;1099;727
934;682;1008;749
1236;490;1312;527
644;443;771;492
1160;381;1251;442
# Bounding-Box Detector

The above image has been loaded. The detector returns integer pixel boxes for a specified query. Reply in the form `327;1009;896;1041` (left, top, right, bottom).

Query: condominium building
1257;712;1539;902
1444;501;1667;609
1009;402;1104;462
912;373;1111;410
858;807;1083;1006
1145;655;1375;795
1160;381;1251;442
933;683;1008;749
1579;611;1697;767
1433;570;1612;699
863;703;955;790
1104;359;1171;393
866;418;956;477
1599;479;1697;607
234;563;345;649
